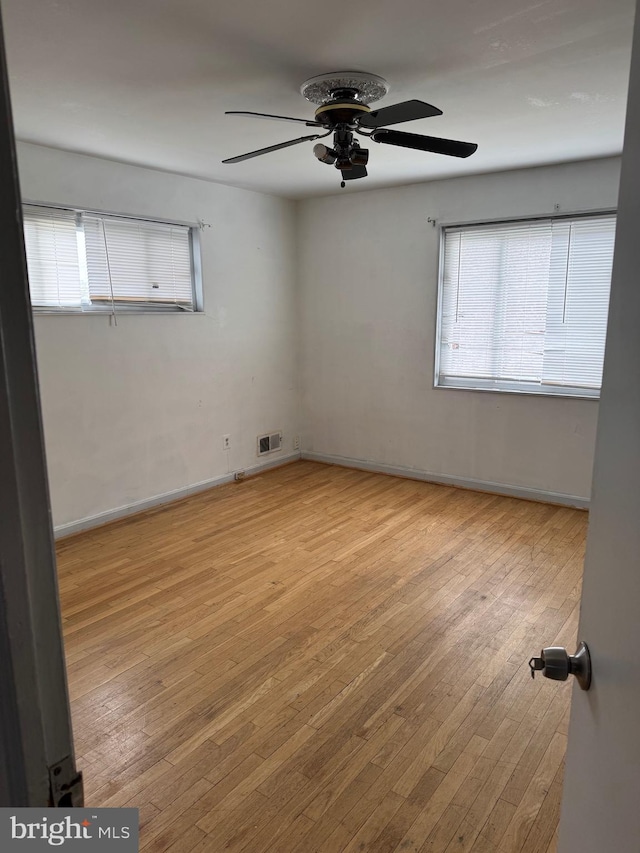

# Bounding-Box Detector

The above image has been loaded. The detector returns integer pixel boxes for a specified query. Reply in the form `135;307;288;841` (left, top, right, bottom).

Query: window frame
433;209;617;401
23;201;204;315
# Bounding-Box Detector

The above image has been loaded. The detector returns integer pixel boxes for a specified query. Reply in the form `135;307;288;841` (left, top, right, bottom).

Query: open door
558;3;640;850
0;8;81;807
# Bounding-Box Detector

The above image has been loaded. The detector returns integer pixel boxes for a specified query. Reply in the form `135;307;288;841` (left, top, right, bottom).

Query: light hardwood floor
56;461;586;852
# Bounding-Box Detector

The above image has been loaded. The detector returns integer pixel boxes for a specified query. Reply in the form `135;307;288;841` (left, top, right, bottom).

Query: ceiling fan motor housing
314;101;371;127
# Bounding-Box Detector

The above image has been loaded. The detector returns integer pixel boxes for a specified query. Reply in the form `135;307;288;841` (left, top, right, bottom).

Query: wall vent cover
258;431;282;455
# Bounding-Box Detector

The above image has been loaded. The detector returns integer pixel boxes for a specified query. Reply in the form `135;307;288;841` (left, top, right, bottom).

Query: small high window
23;205;201;313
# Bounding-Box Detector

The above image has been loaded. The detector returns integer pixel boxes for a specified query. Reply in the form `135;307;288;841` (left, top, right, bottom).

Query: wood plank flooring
56;461;586;852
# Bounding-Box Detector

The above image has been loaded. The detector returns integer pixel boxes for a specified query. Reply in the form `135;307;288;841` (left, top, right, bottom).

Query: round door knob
528;641;591;690
539;647;571;681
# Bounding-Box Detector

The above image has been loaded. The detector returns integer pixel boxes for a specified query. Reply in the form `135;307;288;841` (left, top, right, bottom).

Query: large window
435;213;616;398
23;204;201;313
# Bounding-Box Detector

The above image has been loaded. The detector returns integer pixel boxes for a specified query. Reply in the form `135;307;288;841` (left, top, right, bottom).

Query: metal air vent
258;431;282;456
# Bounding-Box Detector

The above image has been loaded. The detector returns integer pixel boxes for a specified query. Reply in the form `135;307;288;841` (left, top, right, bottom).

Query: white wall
298;157;621;503
17;143;299;532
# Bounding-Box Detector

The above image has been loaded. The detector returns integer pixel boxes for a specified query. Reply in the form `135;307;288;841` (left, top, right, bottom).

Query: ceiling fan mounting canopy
300;71;390;105
222;70;478;186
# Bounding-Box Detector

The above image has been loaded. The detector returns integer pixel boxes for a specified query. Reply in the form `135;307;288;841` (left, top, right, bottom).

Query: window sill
33;309;204;316
433;381;600;401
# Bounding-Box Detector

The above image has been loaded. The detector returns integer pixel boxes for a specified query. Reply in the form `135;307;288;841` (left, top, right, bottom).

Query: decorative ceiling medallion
300;72;390;105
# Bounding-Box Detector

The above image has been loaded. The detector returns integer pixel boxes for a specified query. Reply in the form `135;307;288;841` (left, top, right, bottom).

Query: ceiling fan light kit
223;71;477;187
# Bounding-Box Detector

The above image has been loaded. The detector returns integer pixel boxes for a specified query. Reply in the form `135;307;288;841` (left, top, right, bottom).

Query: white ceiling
1;0;635;199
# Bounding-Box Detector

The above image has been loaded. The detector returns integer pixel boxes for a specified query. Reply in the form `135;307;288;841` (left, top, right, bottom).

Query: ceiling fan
222;72;477;187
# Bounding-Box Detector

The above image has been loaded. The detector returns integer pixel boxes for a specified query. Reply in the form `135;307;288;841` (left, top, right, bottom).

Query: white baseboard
54;452;301;539
55;448;588;539
301;451;590;509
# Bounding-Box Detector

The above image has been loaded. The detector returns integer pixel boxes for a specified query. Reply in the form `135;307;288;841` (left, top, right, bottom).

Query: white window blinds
22;205;197;312
23;207;83;309
437;213;616;398
83;215;194;307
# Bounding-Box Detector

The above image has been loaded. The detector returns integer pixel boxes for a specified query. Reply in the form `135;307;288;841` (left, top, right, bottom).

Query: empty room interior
1;0;637;850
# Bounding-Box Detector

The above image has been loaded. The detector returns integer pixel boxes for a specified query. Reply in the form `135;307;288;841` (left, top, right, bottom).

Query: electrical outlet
294;435;300;450
223;434;231;451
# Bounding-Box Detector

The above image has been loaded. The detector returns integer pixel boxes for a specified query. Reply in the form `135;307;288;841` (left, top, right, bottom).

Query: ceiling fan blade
371;129;477;158
226;111;322;128
340;165;368;181
222;134;322;164
358;99;443;129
